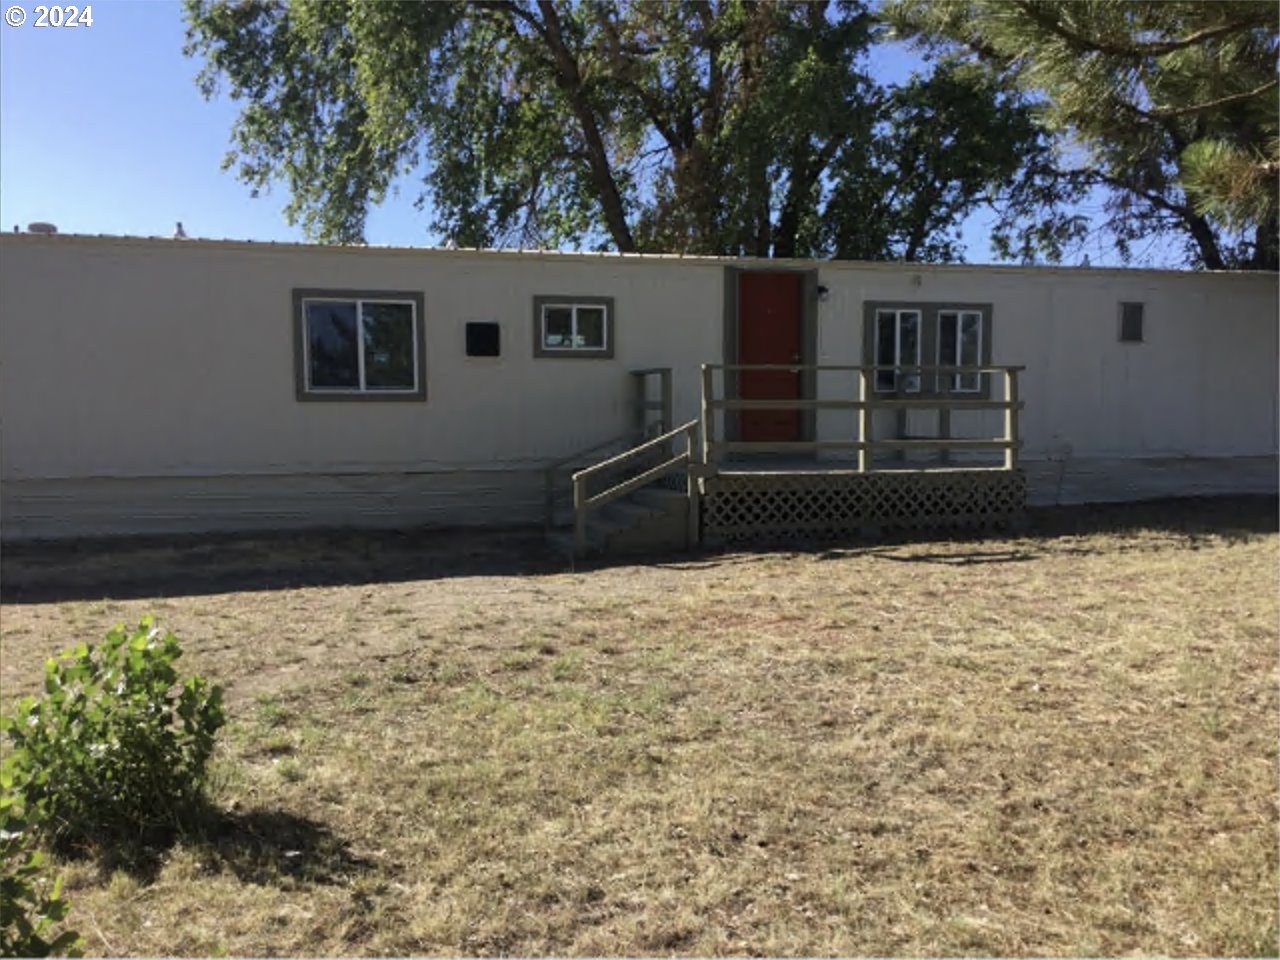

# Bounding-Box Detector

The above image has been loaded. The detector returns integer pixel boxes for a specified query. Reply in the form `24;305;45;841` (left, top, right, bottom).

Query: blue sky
1;0;1166;265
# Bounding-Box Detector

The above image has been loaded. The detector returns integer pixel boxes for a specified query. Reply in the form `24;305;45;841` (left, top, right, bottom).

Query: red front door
738;271;804;442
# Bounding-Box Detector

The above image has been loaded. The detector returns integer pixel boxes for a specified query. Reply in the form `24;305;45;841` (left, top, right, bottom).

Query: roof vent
27;222;58;235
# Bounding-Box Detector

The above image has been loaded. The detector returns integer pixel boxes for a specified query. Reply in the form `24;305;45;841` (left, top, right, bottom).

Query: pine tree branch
1012;2;1272;60
1123;78;1279;120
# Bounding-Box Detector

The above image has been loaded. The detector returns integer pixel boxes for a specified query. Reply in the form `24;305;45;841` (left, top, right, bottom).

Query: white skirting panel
1;456;1274;541
1;470;547;540
1022;455;1277;507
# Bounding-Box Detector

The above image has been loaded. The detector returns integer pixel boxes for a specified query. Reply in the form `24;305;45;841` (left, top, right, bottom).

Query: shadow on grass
192;807;374;887
3;495;1275;602
654;494;1277;570
81;805;373;889
1;526;560;604
871;548;1039;566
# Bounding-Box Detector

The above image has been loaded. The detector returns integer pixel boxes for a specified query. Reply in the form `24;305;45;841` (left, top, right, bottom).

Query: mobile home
1;233;1274;551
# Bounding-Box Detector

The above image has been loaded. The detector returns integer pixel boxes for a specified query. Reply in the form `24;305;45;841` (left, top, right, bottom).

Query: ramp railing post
701;364;716;467
685;422;699;550
573;473;587;557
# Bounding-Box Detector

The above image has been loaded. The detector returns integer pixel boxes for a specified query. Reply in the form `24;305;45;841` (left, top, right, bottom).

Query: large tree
185;0;1063;261
885;0;1280;270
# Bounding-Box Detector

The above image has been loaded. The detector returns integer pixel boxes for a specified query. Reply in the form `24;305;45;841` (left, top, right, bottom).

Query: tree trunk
1250;215;1279;271
1184;210;1224;270
536;1;636;252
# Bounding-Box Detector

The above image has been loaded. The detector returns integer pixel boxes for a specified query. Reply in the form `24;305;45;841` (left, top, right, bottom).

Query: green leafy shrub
0;797;81;957
1;617;225;849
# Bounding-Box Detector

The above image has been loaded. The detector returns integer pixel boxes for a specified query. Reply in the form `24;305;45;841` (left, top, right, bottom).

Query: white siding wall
0;238;721;480
814;264;1278;460
1;235;1274;537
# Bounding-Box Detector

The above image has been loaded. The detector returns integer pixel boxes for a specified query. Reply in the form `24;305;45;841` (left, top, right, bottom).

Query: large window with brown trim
294;289;426;401
863;301;993;396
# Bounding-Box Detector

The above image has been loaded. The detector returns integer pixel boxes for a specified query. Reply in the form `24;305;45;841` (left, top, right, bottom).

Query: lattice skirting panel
702;469;1026;541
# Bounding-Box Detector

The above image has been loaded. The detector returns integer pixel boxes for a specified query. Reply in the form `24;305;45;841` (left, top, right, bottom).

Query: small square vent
466;321;501;357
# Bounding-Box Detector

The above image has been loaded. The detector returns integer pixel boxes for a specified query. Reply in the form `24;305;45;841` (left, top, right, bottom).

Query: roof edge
2;231;1275;282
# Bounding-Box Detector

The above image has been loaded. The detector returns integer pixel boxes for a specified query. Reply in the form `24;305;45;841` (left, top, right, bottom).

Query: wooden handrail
706;363;1026;374
713;398;1024;411
714;438;1020;454
584;452;690;508
574;419;698;483
572;419;699;556
700;362;1023;474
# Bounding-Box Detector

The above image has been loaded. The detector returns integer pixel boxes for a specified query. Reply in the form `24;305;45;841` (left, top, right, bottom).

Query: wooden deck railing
701;364;1024;471
572;419;700;556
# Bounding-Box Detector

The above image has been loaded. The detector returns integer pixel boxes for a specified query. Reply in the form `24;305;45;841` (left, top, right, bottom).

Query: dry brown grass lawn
1;498;1277;957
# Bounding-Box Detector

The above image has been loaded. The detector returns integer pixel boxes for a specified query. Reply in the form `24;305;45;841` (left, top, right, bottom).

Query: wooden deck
549;364;1028;556
697;364;1026;541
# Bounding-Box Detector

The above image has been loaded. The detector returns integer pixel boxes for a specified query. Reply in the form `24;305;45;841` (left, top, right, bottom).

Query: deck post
701;365;716;467
1004;368;1020;470
573;474;587;557
938;370;952;466
857;368;870;473
685;424;699;550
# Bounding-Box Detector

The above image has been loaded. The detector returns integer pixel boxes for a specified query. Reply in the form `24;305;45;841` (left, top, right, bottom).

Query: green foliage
183;0;1071;263
0;803;82;957
885;0;1279;270
0;617;225;850
822;61;1086;263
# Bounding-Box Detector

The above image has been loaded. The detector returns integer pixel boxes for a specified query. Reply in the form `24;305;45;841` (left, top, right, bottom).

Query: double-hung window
937;309;984;392
295;290;426;400
532;296;615;358
874;308;922;393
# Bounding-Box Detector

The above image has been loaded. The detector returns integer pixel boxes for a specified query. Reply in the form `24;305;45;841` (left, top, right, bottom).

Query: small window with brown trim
1119;302;1144;343
532;296;615;358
